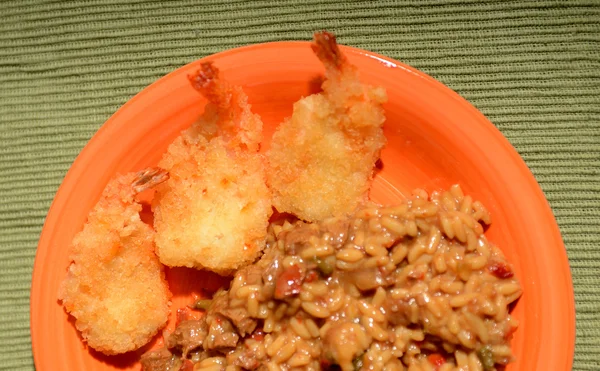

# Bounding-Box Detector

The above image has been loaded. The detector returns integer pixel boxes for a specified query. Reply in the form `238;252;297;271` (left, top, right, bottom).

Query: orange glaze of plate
31;42;574;370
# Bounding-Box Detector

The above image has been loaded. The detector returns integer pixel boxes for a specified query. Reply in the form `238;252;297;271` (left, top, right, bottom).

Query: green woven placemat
1;0;598;369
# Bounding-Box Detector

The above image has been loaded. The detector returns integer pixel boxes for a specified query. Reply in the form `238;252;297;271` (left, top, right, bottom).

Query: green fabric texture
1;0;598;369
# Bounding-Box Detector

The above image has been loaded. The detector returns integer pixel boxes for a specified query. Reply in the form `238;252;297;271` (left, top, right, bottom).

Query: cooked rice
142;185;521;371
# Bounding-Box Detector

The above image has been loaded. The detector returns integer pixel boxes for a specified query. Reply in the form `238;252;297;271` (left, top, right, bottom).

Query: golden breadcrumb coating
267;31;387;222
152;62;272;275
58;168;171;355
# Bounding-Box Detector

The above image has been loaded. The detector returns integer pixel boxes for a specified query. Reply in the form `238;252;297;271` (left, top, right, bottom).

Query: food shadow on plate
139;201;155;226
308;74;325;95
165;266;231;299
63;315;159;369
508;295;521;314
141;196;232;297
88;339;157;369
375;158;384;172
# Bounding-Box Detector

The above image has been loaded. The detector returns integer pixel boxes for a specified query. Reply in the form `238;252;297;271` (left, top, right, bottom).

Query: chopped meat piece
176;307;202;325
274;264;305;299
208;289;228;310
166;320;207;357
204;314;239;350
230;346;261;369
216;306;257;336
209;290;257;336
322;322;369;367
381;296;411;327
260;248;282;297
321;219;350;248
348;266;392;291
282;225;319;255
140;348;182;371
244;264;264;286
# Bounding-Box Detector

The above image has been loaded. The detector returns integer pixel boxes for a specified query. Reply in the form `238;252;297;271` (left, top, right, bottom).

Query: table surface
1;0;598;370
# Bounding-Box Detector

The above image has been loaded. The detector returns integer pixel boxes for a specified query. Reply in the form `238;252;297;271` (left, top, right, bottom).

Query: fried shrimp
267;31;387;222
152;62;272;275
58;168;171;355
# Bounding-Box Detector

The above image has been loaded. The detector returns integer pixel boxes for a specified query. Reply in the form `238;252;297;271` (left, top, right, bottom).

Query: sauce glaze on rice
142;185;522;371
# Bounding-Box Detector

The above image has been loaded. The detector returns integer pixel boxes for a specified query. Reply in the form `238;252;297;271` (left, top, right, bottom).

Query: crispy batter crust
267;32;387;222
59;169;171;355
152;63;272;275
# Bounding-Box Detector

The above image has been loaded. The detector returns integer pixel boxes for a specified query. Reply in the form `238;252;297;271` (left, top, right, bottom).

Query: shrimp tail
311;31;347;70
185;61;262;151
187;62;231;110
132;167;169;194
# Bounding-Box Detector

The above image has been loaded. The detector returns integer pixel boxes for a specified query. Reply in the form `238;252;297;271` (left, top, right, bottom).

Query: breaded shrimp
58;168;171;355
152;62;272;275
267;31;388;222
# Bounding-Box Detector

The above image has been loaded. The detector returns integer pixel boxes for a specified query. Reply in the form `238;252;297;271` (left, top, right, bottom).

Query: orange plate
31;42;575;370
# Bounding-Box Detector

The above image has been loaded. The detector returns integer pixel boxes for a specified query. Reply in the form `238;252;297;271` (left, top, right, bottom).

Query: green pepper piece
193;299;212;310
316;258;334;276
476;345;495;370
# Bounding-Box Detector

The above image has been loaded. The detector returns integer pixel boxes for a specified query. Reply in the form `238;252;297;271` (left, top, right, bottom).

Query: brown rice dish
141;185;522;371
